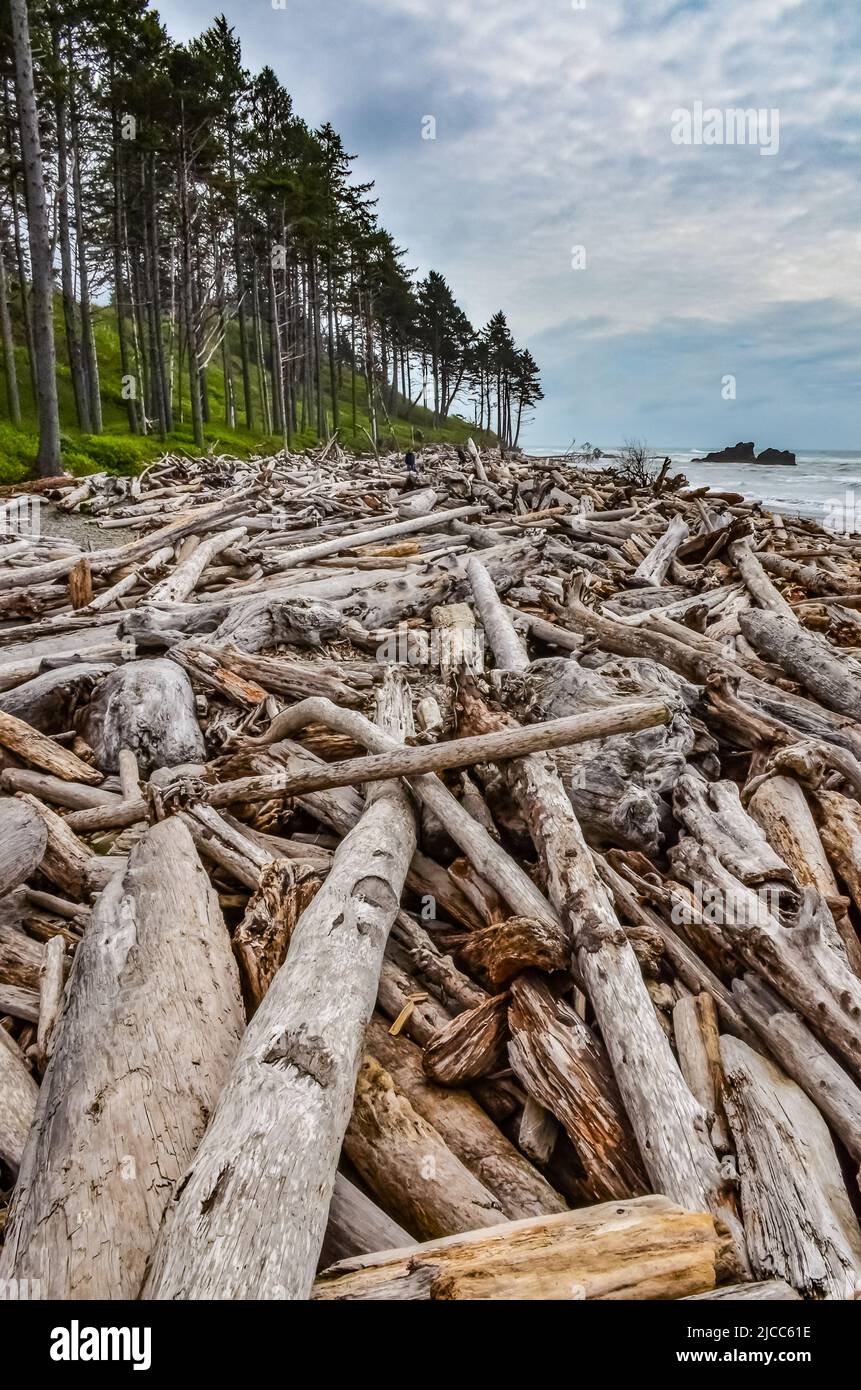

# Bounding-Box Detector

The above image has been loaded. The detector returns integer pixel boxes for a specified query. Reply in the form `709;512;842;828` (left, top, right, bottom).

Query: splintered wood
1;441;861;1301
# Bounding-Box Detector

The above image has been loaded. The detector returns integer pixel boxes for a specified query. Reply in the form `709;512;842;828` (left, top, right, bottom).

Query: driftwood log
0;820;244;1298
3;441;861;1304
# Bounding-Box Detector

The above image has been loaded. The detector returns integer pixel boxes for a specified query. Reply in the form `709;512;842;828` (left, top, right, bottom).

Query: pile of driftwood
1;441;861;1301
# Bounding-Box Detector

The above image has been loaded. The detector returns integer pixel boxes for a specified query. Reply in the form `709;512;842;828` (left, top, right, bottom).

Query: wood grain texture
0;819;244;1299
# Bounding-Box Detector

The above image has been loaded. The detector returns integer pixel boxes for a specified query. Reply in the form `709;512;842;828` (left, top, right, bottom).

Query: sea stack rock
755;447;796;466
695;442;756;463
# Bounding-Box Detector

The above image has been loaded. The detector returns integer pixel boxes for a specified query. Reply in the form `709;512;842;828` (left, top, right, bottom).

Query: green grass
0;299;496;484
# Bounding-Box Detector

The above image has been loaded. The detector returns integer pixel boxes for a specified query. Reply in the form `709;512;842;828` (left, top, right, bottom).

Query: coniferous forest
0;0;543;477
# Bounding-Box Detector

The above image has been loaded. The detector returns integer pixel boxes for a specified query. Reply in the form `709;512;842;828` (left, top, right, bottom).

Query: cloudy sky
159;0;860;450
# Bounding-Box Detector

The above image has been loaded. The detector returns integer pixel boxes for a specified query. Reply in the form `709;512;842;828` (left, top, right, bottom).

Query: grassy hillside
0;301;496;483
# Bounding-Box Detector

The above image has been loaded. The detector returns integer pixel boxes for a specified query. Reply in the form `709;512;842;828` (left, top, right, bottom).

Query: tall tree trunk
310;255;325;438
10;0;60;474
228;124;253;430
110;95;140;432
67;37;101;434
215;239;234;429
141;160;165;439
4;78;36;408
363;290;377;445
0;237;21;425
325;259;339;430
252;259;271;435
349;256;357;437
178;110;203;450
130;248;150;428
53;26;89;432
266;238;284;436
192;253;209;424
148;153;171;433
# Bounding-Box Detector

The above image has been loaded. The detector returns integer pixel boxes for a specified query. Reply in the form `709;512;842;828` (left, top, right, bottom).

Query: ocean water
531;447;861;528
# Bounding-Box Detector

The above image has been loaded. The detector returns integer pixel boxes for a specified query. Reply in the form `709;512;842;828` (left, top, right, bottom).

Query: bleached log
222;700;671;807
80;658;205;775
268;504;482;569
0;820;245;1299
35;933;65;1072
319;1173;416;1269
817;788;861;929
0;1027;38;1174
463;589;740;1251
314;1195;726;1301
748;774;861;973
73;698;671;837
0;491;253;592
174;641;362;707
670;837;861;1082
144;525;247;604
366;1015;563;1219
597;856;756;1044
343;1055;507;1240
673;774;791;888
143;674;419;1301
673;993;731;1153
685;1280;800;1301
720;1035;861;1299
632;516;690;586
741;609;861;720
16;793;97;899
732;974;861;1168
243;696;561;928
728;539;796;619
218;739;485;932
0;661;113;734
467;556;530;671
0;796;47;894
83;569;140;612
0;982;38;1022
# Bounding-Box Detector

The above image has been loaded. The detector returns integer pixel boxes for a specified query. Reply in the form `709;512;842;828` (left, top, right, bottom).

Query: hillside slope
0;302;496;483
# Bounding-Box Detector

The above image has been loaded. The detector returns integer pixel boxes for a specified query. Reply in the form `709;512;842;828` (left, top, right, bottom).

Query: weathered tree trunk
729;539;796;619
0;234;21;425
748;774;861;974
314;1195;728;1301
507;972;648;1201
319;1172;415;1269
9;0;60;474
0;796;47;893
0;820;245;1298
343;1055;508;1240
464;571;741;1254
671;837;861;1082
633;517;690;587
79;659;205;775
0;1027;37;1173
145;527;246;605
143;675;418;1300
365;1014;564;1219
0;707;103;784
732;973;861;1170
720;1036;861;1299
673;773;791;888
741;610;861;720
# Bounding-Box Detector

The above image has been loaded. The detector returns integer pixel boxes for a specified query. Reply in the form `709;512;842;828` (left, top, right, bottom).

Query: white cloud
158;0;861;444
